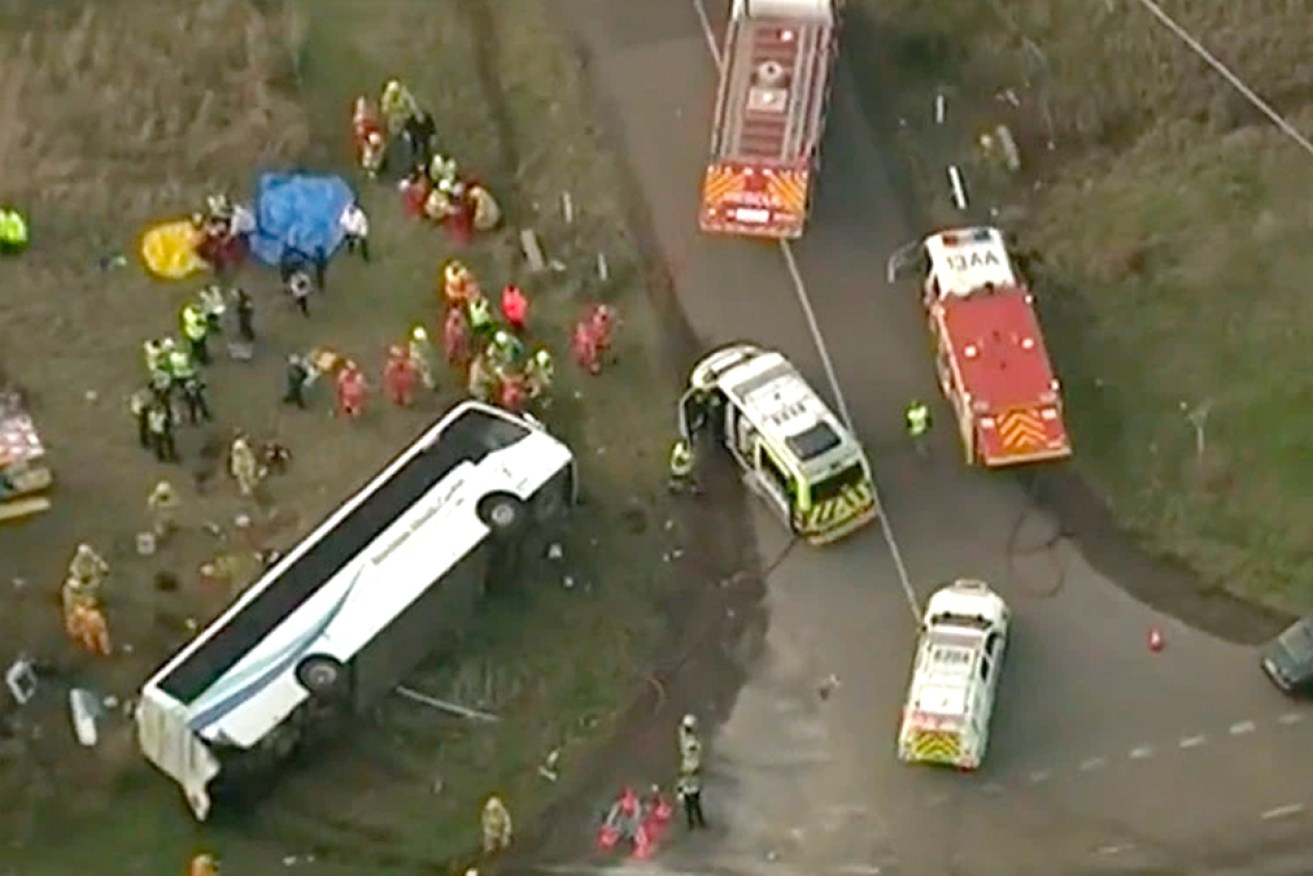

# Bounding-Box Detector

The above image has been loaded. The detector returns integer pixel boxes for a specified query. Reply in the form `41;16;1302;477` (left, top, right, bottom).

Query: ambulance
678;342;876;545
897;579;1009;770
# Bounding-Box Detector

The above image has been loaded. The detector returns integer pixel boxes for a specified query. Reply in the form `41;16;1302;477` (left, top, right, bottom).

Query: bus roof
938;289;1059;414
148;403;569;709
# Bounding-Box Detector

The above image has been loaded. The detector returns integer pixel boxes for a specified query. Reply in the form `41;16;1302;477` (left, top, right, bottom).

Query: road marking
1178;734;1207;749
1278;711;1305;726
691;0;921;621
980;782;1005;795
1229;720;1256;736
1261;803;1305;821
835;866;883;875
1028;770;1050;783
1128;745;1154;760
1079;757;1107;772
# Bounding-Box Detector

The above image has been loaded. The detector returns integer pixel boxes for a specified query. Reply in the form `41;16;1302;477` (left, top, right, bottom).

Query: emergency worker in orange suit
500;284;528;334
66;601;112;657
444;305;472;369
351;97;386;177
442;259;479;308
383;345;418;406
497;372;527;412
588;304;616;357
399;170;430;218
335;360;368;419
571;320;600;375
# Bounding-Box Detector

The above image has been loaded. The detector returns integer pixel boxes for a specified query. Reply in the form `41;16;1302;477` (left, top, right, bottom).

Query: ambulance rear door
751;439;796;528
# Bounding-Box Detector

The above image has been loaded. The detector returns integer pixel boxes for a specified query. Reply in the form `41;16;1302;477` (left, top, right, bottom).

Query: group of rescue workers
352;79;502;241
63;77;623;678
1;74;661;876
186;710;709;874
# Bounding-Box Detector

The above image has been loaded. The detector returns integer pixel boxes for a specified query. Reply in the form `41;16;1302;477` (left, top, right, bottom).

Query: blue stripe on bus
187;566;364;733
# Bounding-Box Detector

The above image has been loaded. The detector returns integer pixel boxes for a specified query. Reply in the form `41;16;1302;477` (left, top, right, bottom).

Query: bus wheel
478;493;524;534
295;655;344;697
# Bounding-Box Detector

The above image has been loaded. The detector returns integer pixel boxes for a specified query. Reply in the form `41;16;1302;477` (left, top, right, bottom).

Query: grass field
851;0;1313;610
0;1;708;872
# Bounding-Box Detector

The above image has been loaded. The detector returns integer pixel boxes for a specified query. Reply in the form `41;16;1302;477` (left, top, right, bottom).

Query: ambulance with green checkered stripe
678;342;876;545
898;579;1010;770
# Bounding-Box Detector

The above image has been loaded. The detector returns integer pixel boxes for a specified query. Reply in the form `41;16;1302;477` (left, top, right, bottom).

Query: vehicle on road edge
917;226;1072;467
698;0;839;240
897;578;1009;770
1261;617;1313;695
678;341;876;545
135;401;576;820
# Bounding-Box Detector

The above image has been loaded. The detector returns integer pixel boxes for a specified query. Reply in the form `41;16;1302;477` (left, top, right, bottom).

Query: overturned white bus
135;401;575;820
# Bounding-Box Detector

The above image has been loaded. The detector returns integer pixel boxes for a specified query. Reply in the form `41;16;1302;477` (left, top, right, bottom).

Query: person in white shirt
339;203;370;262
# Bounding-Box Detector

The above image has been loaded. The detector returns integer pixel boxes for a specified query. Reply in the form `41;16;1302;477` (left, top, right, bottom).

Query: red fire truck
918;227;1072;467
699;0;839;240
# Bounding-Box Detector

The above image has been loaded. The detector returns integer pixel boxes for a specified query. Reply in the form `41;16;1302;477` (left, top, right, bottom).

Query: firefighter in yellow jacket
188;853;218;876
147;479;180;540
380;79;420;135
481;795;513;853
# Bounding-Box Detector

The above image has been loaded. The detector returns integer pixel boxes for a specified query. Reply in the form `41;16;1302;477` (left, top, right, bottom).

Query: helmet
287;354;301;366
534;349;550;366
681;713;697;730
412;326;427;341
384;79;400;95
493;330;509;345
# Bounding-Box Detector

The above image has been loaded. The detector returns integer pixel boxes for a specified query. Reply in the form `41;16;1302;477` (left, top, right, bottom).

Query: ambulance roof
908;628;983;719
938;289;1059;413
711;347;851;465
925;227;1017;298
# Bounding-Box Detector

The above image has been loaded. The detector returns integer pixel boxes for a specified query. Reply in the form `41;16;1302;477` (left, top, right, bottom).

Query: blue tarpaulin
248;173;355;267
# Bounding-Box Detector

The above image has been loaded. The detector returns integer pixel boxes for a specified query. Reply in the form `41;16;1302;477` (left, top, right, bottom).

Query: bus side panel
351;543;491;709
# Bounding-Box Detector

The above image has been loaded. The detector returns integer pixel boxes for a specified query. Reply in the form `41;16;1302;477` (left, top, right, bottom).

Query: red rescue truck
699;0;839;240
919;227;1072;467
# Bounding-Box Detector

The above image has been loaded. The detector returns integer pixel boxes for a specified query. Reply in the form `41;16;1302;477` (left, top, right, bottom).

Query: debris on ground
4;658;37;705
68;688;103;747
538;748;561;782
395;685;500;723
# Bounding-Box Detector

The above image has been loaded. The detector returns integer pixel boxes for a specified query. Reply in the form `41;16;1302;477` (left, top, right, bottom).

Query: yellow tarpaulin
140;220;208;280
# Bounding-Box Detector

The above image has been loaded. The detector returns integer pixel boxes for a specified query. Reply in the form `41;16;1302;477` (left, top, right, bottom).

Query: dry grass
1024;111;1313;609
0;0;307;224
0;0;697;873
851;0;1313;609
863;0;1313;144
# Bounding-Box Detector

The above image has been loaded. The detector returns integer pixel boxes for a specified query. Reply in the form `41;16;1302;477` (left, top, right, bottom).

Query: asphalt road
554;2;1313;873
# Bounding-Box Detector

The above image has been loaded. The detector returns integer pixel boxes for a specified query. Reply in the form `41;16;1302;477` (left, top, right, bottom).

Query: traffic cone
1148;627;1164;652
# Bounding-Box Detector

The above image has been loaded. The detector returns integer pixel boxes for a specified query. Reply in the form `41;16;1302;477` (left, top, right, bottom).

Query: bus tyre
478;493;523;534
295;655;344;697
